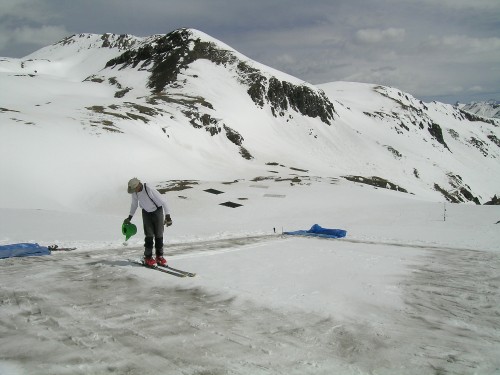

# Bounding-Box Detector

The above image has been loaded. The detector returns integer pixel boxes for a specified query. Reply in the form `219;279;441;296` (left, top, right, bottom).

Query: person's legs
155;237;163;256
152;208;165;257
142;210;155;258
150;208;166;266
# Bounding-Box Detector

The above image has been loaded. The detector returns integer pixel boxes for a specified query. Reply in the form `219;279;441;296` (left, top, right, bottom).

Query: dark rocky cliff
105;28;336;125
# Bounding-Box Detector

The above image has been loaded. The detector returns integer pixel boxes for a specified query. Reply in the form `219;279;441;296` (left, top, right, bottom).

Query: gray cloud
0;0;499;103
355;28;406;44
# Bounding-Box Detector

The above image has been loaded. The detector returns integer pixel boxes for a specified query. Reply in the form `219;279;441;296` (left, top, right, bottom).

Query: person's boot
155;255;167;266
144;256;156;267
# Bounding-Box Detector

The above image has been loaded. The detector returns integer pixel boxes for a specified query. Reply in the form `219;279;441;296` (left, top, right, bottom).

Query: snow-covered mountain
457;100;500;120
1;28;499;211
2;29;500;375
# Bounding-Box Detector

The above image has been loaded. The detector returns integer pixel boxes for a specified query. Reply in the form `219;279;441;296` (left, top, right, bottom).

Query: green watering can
122;222;137;241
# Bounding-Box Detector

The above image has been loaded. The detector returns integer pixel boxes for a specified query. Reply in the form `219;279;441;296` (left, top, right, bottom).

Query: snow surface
1;30;500;374
1;177;500;375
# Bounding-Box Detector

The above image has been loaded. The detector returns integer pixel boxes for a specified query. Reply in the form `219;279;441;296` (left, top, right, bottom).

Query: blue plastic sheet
284;224;347;239
0;243;51;259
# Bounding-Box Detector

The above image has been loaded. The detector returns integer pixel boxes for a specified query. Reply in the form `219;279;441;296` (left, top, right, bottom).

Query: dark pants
142;208;164;258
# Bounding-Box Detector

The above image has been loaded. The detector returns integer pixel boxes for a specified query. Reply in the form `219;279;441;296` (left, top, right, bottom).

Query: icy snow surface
1;178;499;375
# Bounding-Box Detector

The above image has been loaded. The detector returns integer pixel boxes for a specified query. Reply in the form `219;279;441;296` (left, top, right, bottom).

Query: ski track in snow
1;236;499;374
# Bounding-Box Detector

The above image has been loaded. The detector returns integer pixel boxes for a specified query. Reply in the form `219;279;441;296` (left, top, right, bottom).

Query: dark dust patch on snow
1;247;398;375
399;247;500;374
219;201;243;208
0;107;20;113
204;188;224;195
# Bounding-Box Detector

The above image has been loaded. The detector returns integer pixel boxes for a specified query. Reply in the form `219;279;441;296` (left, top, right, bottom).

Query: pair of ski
129;259;196;278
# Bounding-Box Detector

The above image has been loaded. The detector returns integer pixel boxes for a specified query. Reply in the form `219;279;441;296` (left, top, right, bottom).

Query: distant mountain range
0;28;499;209
457;100;500;120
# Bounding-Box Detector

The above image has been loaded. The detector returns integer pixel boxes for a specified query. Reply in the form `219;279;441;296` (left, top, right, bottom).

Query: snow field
1;177;499;374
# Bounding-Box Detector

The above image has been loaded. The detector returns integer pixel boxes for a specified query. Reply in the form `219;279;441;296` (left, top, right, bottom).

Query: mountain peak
56;32;141;51
105;28;230;91
24;33;142;61
104;27;337;124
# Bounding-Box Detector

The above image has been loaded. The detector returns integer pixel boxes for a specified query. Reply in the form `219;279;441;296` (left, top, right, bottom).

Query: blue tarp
0;243;51;259
284;224;347;239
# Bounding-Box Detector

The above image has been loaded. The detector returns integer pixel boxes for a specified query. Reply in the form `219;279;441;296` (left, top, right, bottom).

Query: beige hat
127;178;141;194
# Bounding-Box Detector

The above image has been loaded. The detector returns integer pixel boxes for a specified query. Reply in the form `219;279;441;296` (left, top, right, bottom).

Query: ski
48;245;77;251
128;259;186;277
158;264;196;277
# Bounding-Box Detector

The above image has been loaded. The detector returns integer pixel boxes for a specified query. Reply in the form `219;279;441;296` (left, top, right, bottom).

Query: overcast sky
1;0;499;104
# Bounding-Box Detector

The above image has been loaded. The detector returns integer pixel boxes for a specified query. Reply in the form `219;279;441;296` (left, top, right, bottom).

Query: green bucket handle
122;222;137;241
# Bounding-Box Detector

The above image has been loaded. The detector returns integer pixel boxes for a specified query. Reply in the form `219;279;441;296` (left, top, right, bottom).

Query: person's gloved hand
123;216;132;224
165;214;173;227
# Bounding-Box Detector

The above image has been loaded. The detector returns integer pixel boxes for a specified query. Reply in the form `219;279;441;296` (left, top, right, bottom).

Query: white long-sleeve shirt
129;183;170;217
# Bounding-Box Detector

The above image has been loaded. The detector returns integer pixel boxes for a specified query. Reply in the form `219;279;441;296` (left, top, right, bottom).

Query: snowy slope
319;82;500;202
1;28;499;213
